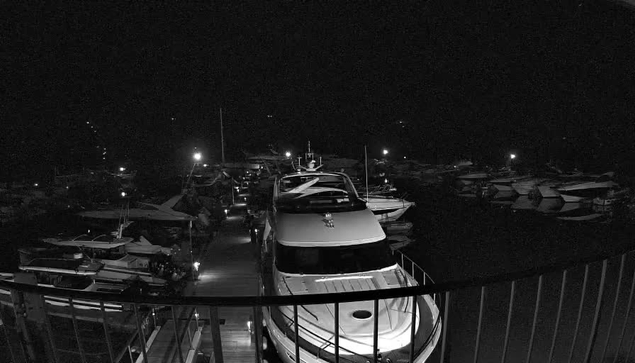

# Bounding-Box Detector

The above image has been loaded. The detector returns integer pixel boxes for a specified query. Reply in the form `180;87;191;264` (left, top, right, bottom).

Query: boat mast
365;145;369;200
220;107;225;164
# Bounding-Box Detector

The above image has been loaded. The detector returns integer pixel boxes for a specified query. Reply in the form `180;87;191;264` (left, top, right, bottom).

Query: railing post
253;305;263;363
133;303;149;363
39;295;59;363
474;286;486;363
501;280;516;363
439;291;450;363
548;270;568;363
68;297;87;363
601;255;626;362
568;264;590;363
0;302;18;363
526;275;543;363
208;306;224;363
613;260;635;363
294;304;300;363
99;301;115;363
334;302;339;363
172;306;185;363
373;298;379;363
409;294;418;362
583;259;608;363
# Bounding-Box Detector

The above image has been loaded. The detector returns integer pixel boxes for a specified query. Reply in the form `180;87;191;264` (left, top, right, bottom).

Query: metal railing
3;245;635;363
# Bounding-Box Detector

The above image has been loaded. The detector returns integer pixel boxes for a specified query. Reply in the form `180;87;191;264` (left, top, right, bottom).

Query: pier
140;203;259;363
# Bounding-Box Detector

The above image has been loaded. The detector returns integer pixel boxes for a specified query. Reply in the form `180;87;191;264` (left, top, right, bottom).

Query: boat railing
3;245;635;363
392;248;438;300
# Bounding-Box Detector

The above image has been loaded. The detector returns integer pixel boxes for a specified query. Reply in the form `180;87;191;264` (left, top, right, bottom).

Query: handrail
2;242;634;306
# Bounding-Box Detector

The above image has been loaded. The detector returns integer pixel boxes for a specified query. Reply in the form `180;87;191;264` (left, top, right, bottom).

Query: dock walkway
143;204;259;363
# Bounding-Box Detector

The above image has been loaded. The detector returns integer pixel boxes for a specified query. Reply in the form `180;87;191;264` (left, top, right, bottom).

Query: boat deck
144;205;259;363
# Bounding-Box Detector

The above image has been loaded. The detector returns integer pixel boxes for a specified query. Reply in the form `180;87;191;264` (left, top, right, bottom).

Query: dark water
395;179;635;362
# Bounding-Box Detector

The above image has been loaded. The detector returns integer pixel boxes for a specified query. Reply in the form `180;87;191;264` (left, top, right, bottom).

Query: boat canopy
275;209;385;247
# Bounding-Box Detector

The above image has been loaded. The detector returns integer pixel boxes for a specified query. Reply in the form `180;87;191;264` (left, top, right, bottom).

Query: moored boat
260;154;441;363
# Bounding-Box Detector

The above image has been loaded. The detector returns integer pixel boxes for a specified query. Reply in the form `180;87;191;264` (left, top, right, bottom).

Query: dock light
119;167;125;172
34;183;38;187
203;164;208;167
403;156;407;159
510;153;516;160
384;178;388;184
382;148;389;156
193;152;202;161
121;191;127;197
193;261;200;271
285;151;291;158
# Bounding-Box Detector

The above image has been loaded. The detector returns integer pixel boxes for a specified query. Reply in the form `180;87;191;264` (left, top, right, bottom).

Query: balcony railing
2;245;635;363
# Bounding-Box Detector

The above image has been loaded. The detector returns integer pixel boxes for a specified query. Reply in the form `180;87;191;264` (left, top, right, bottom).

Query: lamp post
507;153;516;169
186;151;202;189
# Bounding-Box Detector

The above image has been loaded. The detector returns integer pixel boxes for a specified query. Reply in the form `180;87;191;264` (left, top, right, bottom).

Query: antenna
220;108;225;164
364;145;369;200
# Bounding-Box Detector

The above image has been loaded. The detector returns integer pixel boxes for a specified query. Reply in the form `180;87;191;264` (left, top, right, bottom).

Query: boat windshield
277;174;366;213
275;241;396;274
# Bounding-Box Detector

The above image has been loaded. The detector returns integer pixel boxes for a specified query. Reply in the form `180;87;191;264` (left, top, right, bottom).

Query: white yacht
260;158;441;363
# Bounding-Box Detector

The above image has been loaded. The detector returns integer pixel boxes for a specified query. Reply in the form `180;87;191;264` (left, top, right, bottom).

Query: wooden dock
143;206;259;363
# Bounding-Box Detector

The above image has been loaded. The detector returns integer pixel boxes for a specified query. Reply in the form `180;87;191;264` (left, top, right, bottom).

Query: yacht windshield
277;174;366;213
275;241;396;274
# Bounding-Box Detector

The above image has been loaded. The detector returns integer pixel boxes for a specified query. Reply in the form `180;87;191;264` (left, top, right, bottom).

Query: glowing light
120;191;127;197
384;178;388;184
193;152;202;161
403;156;407;159
33;183;38;187
119;167;125;172
382;148;389;156
193;262;200;271
195;312;200;320
510;154;516;160
224;209;229;215
285;151;291;158
203;164;208;167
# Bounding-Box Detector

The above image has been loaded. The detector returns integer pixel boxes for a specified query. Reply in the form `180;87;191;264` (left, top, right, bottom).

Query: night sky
3;1;635;179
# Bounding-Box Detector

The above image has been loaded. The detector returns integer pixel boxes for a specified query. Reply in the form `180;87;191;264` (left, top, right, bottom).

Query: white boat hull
262;294;440;363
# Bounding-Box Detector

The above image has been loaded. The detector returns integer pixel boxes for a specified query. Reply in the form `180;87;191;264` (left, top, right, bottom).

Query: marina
4;1;635;362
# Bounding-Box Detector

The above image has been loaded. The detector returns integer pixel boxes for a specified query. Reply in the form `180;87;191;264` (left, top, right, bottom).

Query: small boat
593;188;630;206
363;195;415;222
0;259;132;312
381;220;414;235
512;178;547;196
558;181;618;203
387;235;414;250
78;197;196;221
511;196;536;210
